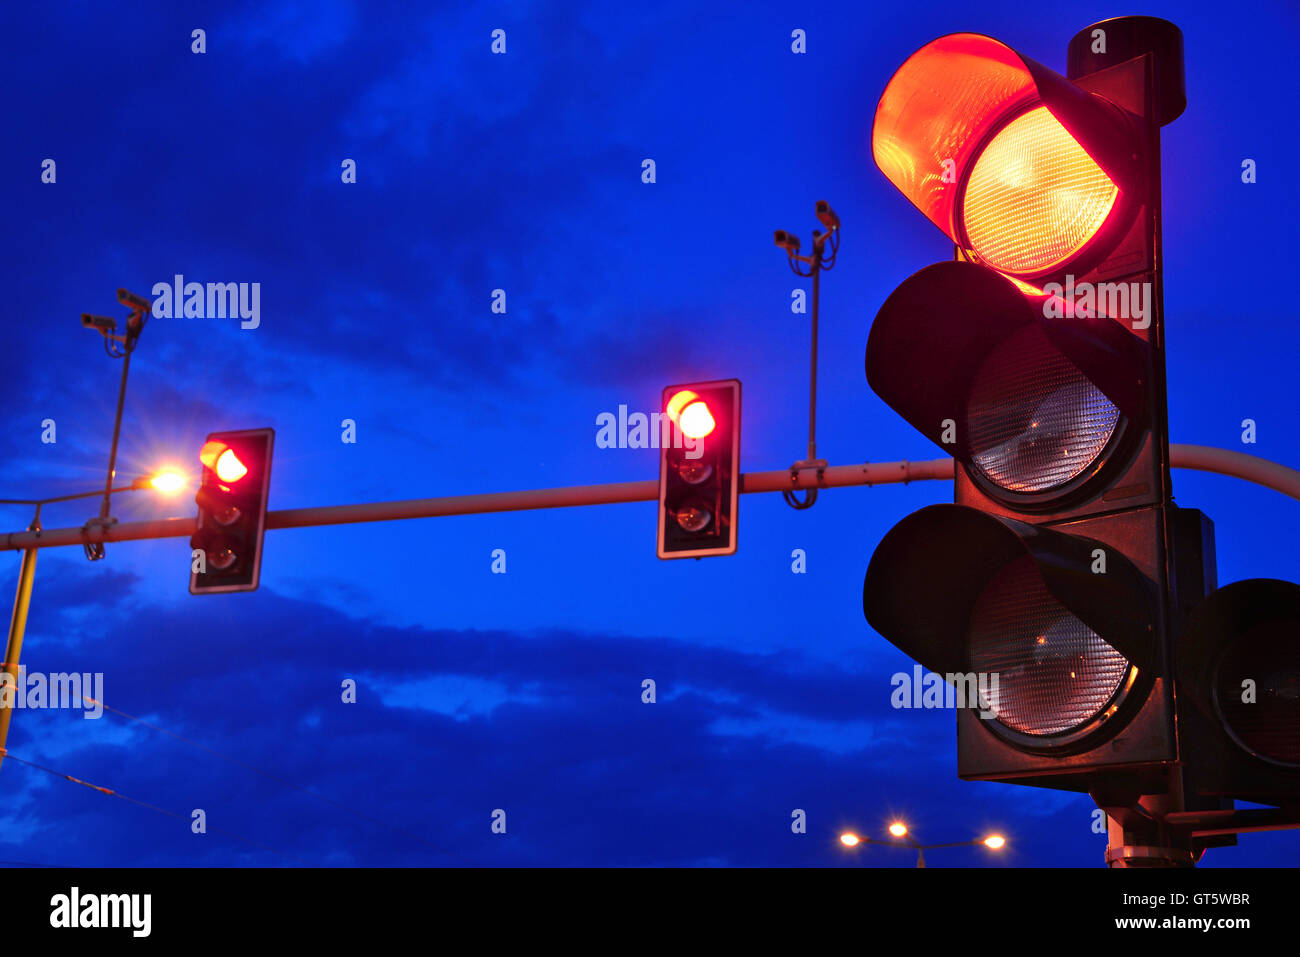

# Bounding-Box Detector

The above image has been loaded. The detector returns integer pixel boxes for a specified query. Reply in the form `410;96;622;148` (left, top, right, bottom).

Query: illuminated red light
216;449;248;482
872;33;1131;279
666;390;717;439
679;401;715;439
199;441;248;482
962;106;1117;275
666;389;698;422
872;34;1039;241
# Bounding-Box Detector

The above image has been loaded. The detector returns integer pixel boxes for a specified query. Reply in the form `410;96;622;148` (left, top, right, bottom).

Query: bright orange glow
665;389;699;424
199;440;249;482
198;440;225;471
984;834;1007;850
962;106;1118;275
839;832;861;848
149;470;186;493
888;822;908;838
872;34;1038;242
1006;276;1046;297
215;449;248;482
678;401;715;439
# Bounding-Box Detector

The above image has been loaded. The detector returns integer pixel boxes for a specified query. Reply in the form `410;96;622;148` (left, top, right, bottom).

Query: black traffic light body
867;26;1174;527
863;17;1300;833
863;20;1190;794
657;380;740;559
1178;579;1300;804
189;428;274;594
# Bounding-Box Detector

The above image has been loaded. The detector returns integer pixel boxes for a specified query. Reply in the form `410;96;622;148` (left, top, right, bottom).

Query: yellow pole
0;546;38;777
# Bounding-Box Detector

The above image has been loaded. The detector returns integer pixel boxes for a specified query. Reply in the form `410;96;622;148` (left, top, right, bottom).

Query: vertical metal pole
0;545;38;777
807;240;822;462
100;344;134;521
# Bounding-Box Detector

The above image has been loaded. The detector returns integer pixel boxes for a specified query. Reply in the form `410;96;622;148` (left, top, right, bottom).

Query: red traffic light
199;440;249;483
657;380;740;559
871;33;1142;282
190;428;274;595
666;390;717;440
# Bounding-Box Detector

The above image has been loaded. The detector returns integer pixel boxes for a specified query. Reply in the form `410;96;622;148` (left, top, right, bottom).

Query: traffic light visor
864;505;1156;682
872;33;1138;279
865;261;1148;496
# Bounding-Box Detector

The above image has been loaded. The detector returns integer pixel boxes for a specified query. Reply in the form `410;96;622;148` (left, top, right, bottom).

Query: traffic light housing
189;428;274;594
862;18;1300;842
1178;579;1300;803
657;380;740;559
866;259;1157;523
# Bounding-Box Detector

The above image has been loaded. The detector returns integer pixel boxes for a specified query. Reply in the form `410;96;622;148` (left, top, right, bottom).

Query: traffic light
657;380;740;559
862;19;1192;798
862;17;1300;848
1178;579;1300;803
189;428;274;594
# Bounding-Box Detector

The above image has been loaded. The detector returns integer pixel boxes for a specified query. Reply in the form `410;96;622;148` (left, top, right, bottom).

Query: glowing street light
839;823;1009;867
147;469;186;493
130;469;188;494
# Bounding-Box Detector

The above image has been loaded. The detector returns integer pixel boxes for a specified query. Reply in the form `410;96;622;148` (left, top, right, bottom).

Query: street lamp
838;822;1009;867
137;469;187;494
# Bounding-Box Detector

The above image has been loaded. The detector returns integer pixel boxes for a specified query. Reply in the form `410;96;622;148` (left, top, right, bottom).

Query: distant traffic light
190;428;274;594
657;380;740;559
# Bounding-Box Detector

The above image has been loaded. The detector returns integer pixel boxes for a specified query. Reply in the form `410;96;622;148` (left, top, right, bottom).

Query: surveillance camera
117;288;152;313
815;200;840;230
81;313;116;331
773;229;801;251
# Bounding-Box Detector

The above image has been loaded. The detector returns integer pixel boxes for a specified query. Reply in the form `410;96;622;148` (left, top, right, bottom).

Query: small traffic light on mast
189;428;274;594
657;380;740;559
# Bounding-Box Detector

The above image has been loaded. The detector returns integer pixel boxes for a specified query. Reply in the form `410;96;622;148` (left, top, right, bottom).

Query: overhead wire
0;747;309;865
82;695;455;861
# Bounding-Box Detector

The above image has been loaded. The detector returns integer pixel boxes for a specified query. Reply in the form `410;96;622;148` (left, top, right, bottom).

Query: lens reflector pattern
969;557;1129;737
967;326;1120;493
963;106;1118;276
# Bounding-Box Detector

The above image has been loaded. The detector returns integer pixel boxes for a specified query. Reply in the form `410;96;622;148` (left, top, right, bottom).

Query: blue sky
0;0;1297;866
